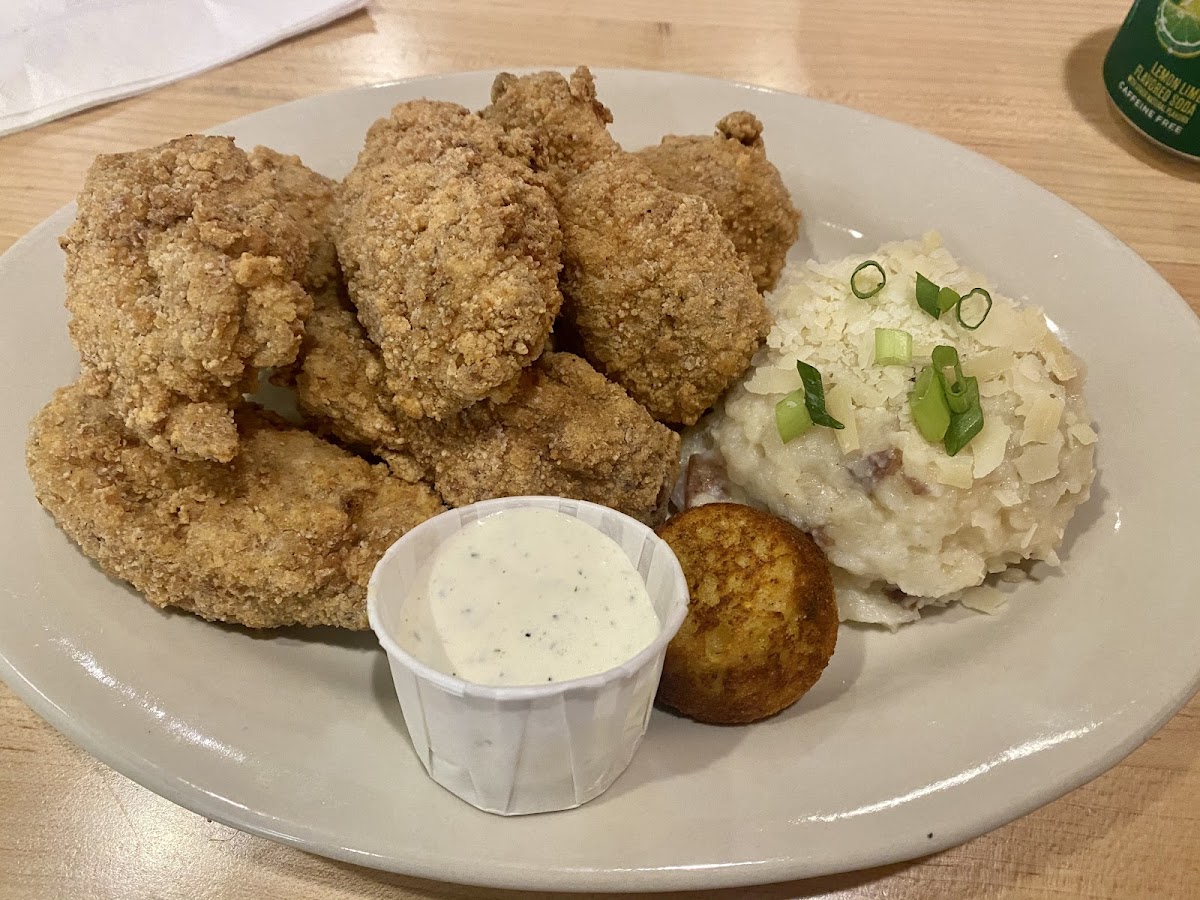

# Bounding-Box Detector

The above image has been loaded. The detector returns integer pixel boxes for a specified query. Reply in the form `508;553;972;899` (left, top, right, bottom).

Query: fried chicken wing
337;100;563;421
635;112;800;292
558;154;769;425
481;66;620;196
292;301;679;523
26;382;444;630
60;135;313;463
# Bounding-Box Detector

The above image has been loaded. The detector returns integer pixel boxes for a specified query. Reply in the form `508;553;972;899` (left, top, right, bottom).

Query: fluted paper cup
367;496;689;816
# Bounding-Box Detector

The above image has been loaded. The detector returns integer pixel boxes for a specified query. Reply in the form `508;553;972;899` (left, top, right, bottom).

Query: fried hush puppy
293;294;680;524
636;112;801;292
26;382;444;630
655;503;839;725
337;100;563;421
481;66;621;196
558;154;770;425
61;135;313;464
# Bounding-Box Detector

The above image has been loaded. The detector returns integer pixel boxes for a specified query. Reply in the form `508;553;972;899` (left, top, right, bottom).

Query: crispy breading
26;381;444;630
293;292;429;482
558;153;769;425
481;66;620;196
292;302;679;523
655;503;838;724
636;112;801;292
421;352;680;524
249;146;339;293
337;100;563;420
350;98;540;171
60;135;312;463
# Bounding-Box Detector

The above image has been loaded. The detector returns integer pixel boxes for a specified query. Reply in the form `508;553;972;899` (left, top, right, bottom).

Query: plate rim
3;67;1199;892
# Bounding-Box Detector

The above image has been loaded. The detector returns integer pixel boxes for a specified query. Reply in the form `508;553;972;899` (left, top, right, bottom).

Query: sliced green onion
909;366;951;442
955;288;993;330
915;272;966;321
930;345;976;414
795;361;844;430
944;403;984;456
917;273;994;331
874;328;913;366
929;344;985;456
851;260;886;299
915;272;942;318
775;390;814;443
938;286;961;315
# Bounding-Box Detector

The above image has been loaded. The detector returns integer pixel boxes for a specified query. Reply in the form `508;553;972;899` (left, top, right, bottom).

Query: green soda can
1103;0;1200;159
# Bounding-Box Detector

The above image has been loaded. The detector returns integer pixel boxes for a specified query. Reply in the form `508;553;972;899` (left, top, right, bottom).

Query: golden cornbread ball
654;503;838;724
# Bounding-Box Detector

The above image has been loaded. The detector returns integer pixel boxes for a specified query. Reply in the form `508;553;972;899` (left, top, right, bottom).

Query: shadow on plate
359;624;867;806
1055;465;1110;565
1063;27;1200;183
788;617;865;715
154;604;381;651
599;619;866;806
370;651;411;742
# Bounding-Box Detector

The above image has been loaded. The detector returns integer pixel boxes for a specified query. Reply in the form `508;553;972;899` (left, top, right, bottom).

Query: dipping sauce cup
367;496;689;816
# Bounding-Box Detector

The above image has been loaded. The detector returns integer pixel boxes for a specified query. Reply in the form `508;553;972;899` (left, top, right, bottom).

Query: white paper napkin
0;0;366;138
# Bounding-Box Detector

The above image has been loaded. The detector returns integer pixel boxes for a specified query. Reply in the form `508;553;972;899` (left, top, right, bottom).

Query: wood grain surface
2;1;1198;898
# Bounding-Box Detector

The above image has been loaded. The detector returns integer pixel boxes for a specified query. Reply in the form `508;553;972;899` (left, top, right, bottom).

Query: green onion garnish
928;345;984;456
916;273;992;330
939;286;961;315
851;260;886;299
909;366;950;442
955;288;993;330
917;273;962;319
795;360;844;430
915;273;941;318
775;390;814;443
874;328;912;366
944;403;984;456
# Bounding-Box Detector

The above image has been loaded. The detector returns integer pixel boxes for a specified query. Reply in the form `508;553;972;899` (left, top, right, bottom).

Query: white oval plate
2;69;1198;893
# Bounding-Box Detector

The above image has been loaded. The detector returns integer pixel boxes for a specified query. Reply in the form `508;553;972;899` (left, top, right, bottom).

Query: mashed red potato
683;233;1097;628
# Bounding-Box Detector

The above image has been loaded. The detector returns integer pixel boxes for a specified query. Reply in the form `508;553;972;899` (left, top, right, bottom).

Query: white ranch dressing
397;507;661;686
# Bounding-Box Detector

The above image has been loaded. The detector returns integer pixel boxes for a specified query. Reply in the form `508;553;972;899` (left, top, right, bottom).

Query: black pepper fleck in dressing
395;508;662;686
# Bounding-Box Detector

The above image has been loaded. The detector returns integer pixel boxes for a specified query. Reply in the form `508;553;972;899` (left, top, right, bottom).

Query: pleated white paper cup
367;496;689;816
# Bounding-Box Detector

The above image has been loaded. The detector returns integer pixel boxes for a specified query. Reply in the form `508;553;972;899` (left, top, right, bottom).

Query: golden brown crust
654;503;838;724
420;352;681;524
292;294;680;524
635;112;801;292
248;146;339;293
558;154;770;425
337;100;563;420
481;66;620;197
60;135;312;463
26;381;444;629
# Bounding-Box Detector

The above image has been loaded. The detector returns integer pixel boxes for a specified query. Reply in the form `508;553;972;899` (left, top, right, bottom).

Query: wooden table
3;1;1198;897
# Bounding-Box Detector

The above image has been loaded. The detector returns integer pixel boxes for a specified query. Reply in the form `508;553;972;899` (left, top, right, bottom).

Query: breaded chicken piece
422;352;681;524
292;303;679;523
481;66;620;196
636;112;801;292
293;291;428;482
60;135;312;463
26;382;444;630
249;146;339;293
337;100;563;421
559;154;770;425
655;503;838;724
